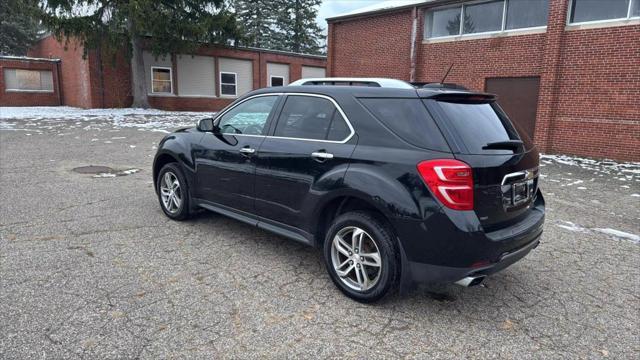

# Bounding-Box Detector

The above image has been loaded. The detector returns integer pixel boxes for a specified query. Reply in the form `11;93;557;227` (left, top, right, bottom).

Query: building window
3;69;54;92
220;72;237;96
151;67;172;94
270;76;284;87
425;0;549;39
569;0;639;24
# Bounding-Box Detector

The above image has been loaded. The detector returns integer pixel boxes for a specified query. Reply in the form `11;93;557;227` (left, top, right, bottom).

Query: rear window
432;101;532;154
359;98;450;151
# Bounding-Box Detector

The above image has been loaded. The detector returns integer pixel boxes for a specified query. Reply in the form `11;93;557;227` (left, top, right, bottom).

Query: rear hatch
422;93;540;230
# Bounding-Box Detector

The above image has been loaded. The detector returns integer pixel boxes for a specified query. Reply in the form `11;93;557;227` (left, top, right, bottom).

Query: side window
217;96;278;135
274;95;351;141
327;112;350;141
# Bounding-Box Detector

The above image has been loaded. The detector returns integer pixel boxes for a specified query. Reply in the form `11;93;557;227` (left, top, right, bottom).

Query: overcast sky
316;0;387;30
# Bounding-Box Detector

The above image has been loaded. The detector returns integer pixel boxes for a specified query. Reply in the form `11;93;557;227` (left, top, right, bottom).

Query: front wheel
323;211;400;303
156;163;191;220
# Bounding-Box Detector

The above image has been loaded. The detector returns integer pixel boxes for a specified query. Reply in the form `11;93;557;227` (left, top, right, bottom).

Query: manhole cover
72;166;114;174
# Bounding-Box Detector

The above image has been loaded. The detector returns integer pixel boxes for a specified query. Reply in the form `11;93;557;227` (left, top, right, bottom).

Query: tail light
417;159;474;211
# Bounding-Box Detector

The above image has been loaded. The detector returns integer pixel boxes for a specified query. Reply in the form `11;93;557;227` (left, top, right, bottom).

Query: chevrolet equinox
153;83;544;302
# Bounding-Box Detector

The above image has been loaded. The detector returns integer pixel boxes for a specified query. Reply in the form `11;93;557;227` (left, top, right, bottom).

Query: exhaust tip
455;275;485;287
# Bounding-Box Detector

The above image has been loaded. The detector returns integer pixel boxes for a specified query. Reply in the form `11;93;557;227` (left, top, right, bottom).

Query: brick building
327;0;639;161
0;35;326;111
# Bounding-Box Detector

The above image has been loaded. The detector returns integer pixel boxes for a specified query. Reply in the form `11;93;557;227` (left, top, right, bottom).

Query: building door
485;77;540;140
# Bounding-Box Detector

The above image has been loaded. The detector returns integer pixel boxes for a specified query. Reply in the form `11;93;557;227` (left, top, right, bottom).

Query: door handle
239;147;256;155
311;151;334;160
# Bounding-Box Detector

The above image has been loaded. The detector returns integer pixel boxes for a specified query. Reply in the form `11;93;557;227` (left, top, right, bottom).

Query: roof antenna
440;63;454;84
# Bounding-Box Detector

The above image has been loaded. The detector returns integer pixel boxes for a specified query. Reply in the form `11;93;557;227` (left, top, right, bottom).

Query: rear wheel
323;211;399;303
156;163;191;220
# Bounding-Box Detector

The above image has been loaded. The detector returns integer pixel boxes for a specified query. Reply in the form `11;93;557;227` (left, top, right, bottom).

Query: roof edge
327;1;427;22
0;55;61;63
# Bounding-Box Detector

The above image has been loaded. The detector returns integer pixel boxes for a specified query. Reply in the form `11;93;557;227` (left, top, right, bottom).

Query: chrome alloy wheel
160;172;182;213
331;226;382;292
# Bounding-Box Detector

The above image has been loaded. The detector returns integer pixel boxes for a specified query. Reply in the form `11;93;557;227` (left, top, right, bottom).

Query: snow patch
540;154;640;182
593;228;640;244
557;221;639;245
556;221;588;233
1;106;214;134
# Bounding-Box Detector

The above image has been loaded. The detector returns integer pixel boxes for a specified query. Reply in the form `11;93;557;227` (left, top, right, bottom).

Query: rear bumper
405;233;541;284
396;192;545;287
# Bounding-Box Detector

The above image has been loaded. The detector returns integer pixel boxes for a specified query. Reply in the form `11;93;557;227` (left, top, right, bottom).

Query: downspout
259;51;262;88
56;60;63;105
409;6;419;82
97;45;105;108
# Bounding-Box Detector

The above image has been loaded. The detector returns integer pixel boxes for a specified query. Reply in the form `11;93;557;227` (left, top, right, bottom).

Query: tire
323;211;400;303
156;163;191;220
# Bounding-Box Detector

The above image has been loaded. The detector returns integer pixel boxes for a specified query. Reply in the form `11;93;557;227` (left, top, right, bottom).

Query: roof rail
289;77;415;89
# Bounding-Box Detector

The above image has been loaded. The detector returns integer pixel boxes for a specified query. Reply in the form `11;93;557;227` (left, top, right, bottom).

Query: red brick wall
328;10;414;79
550;25;640;160
0;58;61;106
29;37;93;108
327;0;640;161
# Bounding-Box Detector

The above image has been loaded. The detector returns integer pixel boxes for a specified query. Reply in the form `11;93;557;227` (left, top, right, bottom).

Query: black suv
153;84;544;302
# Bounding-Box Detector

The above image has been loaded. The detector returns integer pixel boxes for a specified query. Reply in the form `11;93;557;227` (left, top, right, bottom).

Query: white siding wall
143;51;172;95
267;63;289;86
177;55;215;97
218;58;253;97
301;66;326;79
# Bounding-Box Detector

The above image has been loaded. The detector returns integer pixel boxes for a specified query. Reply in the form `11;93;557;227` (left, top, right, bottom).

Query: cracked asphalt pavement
1;114;639;359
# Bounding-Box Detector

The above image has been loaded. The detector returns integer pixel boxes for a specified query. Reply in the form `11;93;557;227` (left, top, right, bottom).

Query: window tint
274;96;349;141
463;0;504;34
218;96;277;135
426;6;462;38
434;101;527;154
359;98;449;151
506;0;549;29
570;0;630;23
633;0;640;16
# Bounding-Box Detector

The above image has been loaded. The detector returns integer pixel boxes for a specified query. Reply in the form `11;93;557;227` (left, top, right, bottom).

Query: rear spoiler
426;92;497;104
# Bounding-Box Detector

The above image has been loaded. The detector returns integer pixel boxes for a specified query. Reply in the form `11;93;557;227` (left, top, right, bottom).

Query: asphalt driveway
1;109;638;359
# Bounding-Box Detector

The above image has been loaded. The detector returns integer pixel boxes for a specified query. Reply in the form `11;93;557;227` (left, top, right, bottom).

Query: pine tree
274;0;325;55
233;0;279;49
39;0;240;108
0;0;41;55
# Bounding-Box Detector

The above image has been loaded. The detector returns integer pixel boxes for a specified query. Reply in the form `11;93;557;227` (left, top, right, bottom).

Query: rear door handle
311;151;334;160
239;147;256;155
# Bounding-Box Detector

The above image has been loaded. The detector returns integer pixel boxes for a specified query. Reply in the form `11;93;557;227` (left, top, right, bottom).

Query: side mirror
197;118;216;132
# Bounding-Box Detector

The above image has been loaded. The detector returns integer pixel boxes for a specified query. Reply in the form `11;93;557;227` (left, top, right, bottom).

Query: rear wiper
482;140;523;151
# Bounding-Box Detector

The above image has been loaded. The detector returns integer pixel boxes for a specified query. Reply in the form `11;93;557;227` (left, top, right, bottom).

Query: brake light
417;159;474;211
